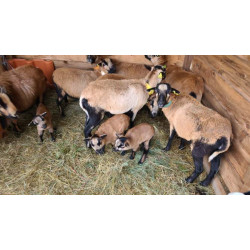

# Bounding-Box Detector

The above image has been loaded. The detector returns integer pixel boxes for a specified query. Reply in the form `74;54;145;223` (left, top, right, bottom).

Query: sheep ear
40;112;47;118
171;88;180;95
147;87;155;93
144;65;152;71
28;120;34;126
0;87;7;94
100;134;107;139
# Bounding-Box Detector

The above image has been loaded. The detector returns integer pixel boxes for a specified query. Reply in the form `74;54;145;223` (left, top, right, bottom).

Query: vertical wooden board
0;57;4;73
219;157;244;192
183;55;194;71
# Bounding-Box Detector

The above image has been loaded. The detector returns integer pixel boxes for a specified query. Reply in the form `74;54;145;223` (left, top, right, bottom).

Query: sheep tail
208;137;230;162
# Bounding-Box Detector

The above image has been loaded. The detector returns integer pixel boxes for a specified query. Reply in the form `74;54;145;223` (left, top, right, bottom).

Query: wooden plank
203;156;226;195
183;55;194;71
192;56;250;135
15;55;89;62
0;57;4;73
53;60;94;70
195;55;250;102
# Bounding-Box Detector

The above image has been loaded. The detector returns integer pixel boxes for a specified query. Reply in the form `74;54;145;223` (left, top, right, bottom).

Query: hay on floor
0;90;214;195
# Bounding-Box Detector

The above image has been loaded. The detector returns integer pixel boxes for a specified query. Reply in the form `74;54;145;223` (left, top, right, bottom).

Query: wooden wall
14;55;185;69
191;56;250;193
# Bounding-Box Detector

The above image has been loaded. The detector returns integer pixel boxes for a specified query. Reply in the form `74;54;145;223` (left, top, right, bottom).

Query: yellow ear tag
146;83;154;96
162;65;167;69
158;72;163;79
173;90;180;96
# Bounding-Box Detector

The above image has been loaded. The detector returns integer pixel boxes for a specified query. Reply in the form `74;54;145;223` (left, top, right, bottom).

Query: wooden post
183;55;194;71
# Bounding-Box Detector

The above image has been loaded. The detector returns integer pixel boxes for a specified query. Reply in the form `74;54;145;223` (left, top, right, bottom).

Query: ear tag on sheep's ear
158;72;163;79
145;83;154;96
162;65;167;69
172;90;180;96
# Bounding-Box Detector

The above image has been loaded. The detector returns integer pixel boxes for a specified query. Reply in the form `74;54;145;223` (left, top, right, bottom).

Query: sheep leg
179;138;188;150
138;140;150;164
200;155;221;186
125;110;134;128
163;127;176;151
38;130;44;143
186;156;204;183
55;84;66;116
84;112;103;147
130;151;136;160
49;127;55;142
11;119;21;132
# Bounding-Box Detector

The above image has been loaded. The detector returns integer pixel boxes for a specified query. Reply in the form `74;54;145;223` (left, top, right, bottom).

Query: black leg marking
39;131;44;143
163;129;176;151
186;156;204;183
179;138;188;150
130;151;135;160
121;151;126;156
50;132;56;142
200;155;221;186
125;110;134;128
138;149;149;164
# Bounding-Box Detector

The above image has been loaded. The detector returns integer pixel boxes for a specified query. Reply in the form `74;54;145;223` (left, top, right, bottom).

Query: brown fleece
91;114;130;150
80;67;165;120
0;65;46;112
162;94;233;158
165;65;204;101
123;123;155;152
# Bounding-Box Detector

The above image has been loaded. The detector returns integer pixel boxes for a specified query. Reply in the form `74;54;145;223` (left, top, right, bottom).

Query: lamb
114;123;155;164
53;58;116;116
0;65;47;128
79;65;166;144
155;83;233;186
147;65;205;150
29;103;55;142
85;114;130;154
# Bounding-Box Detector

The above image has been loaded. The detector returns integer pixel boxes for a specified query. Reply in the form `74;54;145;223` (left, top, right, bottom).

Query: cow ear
144;65;152;71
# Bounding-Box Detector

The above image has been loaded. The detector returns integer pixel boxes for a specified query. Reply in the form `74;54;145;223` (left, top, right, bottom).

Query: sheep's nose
109;67;116;73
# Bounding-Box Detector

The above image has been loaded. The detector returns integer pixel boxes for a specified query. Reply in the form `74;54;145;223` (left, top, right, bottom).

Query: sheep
147;65;205;150
85;114;130;154
0;65;47;126
28;103;55;142
114;123;155;164
53;58;116;116
79;65;166;144
154;83;233;186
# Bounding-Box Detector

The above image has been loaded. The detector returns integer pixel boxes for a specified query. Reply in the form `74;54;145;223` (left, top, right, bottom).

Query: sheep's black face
114;137;130;151
155;83;171;108
96;58;116;75
147;94;159;118
90;134;107;154
87;55;97;64
0;93;18;118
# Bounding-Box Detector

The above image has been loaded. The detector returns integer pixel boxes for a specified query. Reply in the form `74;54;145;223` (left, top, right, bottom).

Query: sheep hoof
179;145;185;150
129;155;135;160
200;179;210;187
138;160;144;165
185;176;195;183
163;147;170;152
121;151;126;156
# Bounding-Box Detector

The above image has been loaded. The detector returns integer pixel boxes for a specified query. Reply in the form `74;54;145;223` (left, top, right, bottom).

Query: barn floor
0;89;214;195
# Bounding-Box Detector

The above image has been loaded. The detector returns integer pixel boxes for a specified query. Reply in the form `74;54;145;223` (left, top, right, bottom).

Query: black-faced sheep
154;83;233;186
0;65;47;129
79;65;166;144
147;65;205;150
85;114;130;154
29;103;55;142
114;123;155;164
53;58;116;116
